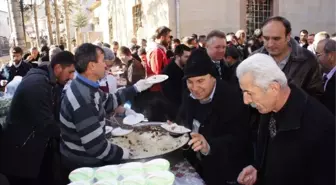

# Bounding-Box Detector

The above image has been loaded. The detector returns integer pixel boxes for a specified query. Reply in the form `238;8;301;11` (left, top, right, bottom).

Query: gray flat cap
102;46;115;61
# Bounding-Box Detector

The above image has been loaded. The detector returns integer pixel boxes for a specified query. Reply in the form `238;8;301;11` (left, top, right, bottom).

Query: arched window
246;0;272;37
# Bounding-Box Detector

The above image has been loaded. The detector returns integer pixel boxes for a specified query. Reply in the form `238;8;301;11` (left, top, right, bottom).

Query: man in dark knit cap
177;49;253;185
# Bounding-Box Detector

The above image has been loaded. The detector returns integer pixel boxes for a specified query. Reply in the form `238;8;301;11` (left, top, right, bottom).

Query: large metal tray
108;122;189;163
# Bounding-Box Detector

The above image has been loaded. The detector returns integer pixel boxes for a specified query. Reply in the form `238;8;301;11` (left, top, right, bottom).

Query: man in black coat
316;39;336;115
252;16;323;98
205;30;227;79
0;51;76;185
0;47;32;85
0;173;9;185
205;30;242;90
223;45;241;84
237;54;335;185
162;44;191;109
178;49;253;185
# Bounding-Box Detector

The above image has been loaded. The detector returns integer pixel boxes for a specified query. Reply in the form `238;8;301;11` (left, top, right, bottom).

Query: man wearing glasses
316;39;336;115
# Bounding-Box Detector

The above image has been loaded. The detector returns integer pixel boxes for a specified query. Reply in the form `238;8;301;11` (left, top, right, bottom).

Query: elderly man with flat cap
177;49;253;185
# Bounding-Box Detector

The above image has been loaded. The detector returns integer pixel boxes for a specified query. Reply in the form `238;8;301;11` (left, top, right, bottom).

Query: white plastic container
68;181;91;185
119;162;144;177
144;158;170;173
146;171;175;185
68;167;95;183
93;179;119;185
120;175;146;185
95;165;119;181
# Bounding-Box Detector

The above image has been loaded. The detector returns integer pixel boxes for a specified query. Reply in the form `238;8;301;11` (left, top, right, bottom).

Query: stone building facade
93;0;336;46
0;10;10;39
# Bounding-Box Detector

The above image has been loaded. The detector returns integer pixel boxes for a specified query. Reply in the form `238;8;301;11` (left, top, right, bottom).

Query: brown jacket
253;38;323;98
125;58;146;85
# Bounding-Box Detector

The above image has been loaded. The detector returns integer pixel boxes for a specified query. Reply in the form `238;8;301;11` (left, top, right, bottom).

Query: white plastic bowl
119;162;144;177
144;158;170;173
123;114;145;125
146;171;175;185
68;167;95;183
68;181;91;185
95;165;119;181
93;179;119;185
120;175;146;185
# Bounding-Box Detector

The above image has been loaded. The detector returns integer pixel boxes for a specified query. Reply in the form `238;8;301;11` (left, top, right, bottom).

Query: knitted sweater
59;74;137;166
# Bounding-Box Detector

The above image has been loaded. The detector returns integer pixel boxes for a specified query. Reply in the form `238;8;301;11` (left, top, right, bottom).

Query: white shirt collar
10;60;22;68
190;83;217;104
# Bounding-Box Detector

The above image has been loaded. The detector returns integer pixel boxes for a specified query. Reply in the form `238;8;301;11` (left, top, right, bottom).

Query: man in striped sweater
60;43;152;174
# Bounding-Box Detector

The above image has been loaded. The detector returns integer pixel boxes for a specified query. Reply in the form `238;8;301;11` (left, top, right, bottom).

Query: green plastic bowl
146;171;175;185
68;167;95;183
68;182;91;185
95;165;119;181
120;175;146;185
119;162;144;177
93;179;119;185
144;158;170;173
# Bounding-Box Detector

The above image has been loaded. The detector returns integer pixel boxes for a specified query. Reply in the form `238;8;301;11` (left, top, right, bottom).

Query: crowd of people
0;15;335;185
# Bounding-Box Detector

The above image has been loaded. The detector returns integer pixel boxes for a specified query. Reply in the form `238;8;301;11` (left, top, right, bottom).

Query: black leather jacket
253;38;323;98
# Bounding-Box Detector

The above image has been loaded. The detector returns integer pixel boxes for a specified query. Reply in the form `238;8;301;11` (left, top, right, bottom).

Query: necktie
269;114;277;138
322;75;328;90
214;62;222;79
323;75;328;83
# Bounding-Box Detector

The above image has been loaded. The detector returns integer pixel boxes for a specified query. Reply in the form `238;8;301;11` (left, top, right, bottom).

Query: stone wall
107;0;170;46
105;0;335;45
140;0;170;41
0;11;10;38
277;0;336;36
176;0;243;38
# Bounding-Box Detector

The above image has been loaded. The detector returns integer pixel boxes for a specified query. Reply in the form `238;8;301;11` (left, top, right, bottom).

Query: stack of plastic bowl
119;162;144;178
120;175;147;185
143;159;170;173
68;182;91;185
68;158;175;185
68;167;95;184
146;171;175;185
93;179;119;185
95;165;119;181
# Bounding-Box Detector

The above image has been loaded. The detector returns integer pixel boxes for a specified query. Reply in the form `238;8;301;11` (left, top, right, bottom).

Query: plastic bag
174;176;205;185
4;76;22;97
